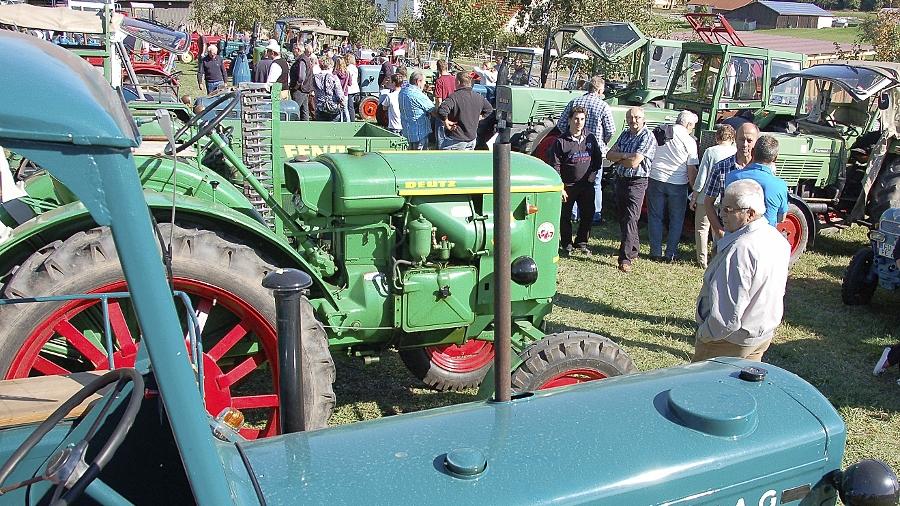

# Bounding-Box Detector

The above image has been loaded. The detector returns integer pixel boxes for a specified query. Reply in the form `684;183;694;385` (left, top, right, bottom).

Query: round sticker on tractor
537;222;555;243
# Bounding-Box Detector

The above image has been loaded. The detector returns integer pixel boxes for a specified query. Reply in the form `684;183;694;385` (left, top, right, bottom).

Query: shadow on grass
810;229;867;259
554;293;696;331
817;263;847;279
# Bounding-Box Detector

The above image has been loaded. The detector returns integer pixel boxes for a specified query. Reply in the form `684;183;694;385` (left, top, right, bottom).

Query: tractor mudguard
788;194;817;247
0;191;340;310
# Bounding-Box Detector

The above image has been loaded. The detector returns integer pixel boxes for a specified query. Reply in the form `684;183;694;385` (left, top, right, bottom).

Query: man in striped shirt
703;123;759;240
557;77;616;224
607;107;656;273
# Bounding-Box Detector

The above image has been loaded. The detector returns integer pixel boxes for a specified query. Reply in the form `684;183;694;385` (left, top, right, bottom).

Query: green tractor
0;33;897;505
0;85;636;438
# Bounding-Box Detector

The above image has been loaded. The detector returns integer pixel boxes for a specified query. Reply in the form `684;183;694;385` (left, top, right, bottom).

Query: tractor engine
282;150;562;351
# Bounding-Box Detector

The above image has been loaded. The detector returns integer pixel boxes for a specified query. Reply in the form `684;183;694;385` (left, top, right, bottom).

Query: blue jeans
647;178;689;259
441;137;476;150
205;80;224;94
408;138;428;150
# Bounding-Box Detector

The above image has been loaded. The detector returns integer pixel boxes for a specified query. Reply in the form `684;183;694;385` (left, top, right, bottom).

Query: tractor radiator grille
240;84;275;228
531;101;566;122
774;157;826;187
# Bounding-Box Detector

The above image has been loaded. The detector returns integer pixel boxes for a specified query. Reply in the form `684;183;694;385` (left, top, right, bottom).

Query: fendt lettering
283;144;349;158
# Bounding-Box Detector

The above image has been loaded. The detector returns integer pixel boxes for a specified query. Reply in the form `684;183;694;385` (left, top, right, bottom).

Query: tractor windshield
721;55;764;101
670;52;723;105
507;49;539;86
647;44;681;91
798;79;871;129
771;59;802;106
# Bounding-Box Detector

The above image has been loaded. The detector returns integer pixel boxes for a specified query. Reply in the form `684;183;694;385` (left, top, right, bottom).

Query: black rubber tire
780;203;809;267
841;247;878;306
867;157;900;223
0;224;335;431
511;331;637;393
517;118;559;163
398;345;492;392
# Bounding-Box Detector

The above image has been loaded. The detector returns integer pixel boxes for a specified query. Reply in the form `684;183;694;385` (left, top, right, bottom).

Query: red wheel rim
777;214;803;256
425;340;494;374
539;368;608;390
360;98;379;120
6;278;279;439
533;130;560;164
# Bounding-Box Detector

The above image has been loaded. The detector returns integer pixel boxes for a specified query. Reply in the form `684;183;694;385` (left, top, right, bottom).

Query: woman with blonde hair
344;54;360;121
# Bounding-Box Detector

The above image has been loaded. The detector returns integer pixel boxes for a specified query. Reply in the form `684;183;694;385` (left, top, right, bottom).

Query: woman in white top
345;54;360;121
689;123;737;268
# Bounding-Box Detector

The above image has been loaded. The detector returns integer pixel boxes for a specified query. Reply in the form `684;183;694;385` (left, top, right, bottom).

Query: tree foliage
858;10;900;62
395;0;506;53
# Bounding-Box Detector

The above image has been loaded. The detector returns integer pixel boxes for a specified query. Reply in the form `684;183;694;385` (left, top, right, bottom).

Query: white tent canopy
0;4;122;34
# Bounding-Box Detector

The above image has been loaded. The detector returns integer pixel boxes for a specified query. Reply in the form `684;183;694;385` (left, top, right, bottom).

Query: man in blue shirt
724;135;788;227
399;72;435;150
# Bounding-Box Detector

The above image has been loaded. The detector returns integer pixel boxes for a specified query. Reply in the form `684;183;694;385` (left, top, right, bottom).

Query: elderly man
557;76;616;225
693;179;790;362
704;122;759;239
289;44;316;121
724;135;789;227
197;45;227;95
437;72;493;151
253;40;289;98
607;107;656;273
647;110;698;262
399;72;435;150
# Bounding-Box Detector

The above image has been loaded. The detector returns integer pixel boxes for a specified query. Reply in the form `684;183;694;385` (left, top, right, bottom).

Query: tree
414;0;506;53
859;10;900;62
306;0;387;46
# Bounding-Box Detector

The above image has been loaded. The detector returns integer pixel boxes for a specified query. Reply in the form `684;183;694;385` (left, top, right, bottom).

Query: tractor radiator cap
739;366;767;382
667;382;759;438
347;146;365;157
443;448;487;478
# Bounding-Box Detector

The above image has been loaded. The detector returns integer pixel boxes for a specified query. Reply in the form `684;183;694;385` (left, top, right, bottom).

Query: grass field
751;27;863;44
327;218;900;472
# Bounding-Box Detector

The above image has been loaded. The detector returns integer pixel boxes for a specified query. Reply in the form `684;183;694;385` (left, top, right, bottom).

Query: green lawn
753;26;863;44
328;219;900;472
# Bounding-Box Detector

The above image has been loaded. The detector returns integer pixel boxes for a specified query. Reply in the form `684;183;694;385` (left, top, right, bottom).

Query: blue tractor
842;208;900;305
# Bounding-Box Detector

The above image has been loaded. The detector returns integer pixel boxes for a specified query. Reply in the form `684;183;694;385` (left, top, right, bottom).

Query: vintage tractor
1;64;635;439
842;207;900;305
0;32;897;505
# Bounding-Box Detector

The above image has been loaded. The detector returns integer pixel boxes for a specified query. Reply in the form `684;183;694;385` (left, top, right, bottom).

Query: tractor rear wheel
841;247;877;306
399;340;494;392
359;96;380;122
511;331;637;392
867;158;900;223
776;203;809;266
517;118;559;164
0;225;336;436
179;52;194;64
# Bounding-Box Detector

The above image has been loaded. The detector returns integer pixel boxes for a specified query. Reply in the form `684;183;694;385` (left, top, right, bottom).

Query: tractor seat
0;372;104;428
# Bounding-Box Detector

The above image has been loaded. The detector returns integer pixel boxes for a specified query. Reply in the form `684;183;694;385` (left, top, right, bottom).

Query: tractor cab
420;40;452;70
275;17;348;54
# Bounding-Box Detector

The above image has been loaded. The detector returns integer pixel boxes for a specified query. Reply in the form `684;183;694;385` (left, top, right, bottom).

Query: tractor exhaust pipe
493;67;513;403
262;268;313;433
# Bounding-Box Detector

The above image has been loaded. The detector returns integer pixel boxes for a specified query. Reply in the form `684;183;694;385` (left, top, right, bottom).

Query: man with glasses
693;179;790;362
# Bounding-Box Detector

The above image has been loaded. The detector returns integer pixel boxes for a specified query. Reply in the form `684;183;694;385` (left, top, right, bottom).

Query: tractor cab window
799;79;870;132
647;45;681;91
771;59;802;106
722;56;764;101
507;50;539;86
670;52;723;105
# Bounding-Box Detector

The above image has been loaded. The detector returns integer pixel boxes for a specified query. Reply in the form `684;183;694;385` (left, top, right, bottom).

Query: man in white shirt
647;110;698;262
380;74;403;134
693;179;790;362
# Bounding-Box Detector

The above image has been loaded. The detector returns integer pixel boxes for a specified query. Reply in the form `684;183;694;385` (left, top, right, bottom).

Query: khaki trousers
694;201;712;268
692;338;772;362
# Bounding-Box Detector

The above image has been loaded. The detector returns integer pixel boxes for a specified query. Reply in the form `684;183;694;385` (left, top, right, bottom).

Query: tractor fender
132;157;253;211
0;191;340;310
788;194;817;248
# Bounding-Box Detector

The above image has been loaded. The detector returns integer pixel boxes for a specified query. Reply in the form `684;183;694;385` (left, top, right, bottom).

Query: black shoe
560;245;573;257
577;243;591;256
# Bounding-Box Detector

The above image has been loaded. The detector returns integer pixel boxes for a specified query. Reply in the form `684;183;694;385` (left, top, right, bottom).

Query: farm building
725;1;834;29
686;0;751;14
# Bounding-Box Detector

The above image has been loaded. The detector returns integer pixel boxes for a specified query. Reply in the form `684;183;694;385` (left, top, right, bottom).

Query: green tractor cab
0;31;897;505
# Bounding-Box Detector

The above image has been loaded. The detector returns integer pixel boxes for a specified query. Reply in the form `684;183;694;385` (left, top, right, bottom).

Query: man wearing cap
253;39;290;98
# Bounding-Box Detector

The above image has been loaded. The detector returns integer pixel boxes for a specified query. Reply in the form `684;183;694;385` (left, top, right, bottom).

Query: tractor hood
0;30;138;148
232;359;846;505
552;22;646;62
772;62;900;101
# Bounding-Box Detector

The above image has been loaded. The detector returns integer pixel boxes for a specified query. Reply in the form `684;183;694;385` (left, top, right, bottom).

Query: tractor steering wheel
0;369;144;505
169;91;240;153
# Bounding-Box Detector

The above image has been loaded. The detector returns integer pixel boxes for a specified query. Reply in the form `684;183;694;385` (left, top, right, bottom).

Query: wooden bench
0;372;105;428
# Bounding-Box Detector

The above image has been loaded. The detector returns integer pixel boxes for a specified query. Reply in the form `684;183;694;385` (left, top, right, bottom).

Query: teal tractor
0;65;635;438
0;31;897;505
842;207;900;305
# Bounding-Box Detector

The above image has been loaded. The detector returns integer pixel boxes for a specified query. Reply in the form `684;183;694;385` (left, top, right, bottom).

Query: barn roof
756;1;832;16
687;0;752;11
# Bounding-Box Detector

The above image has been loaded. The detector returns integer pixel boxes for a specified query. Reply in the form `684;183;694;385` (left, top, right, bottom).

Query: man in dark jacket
289;43;315;121
436;72;493;150
197;45;227;95
551;106;604;256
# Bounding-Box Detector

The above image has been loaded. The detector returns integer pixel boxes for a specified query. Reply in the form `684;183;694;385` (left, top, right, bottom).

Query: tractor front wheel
179;52;194;64
0;225;336;437
776;203;809;266
399;340;494;392
511;331;637;392
841;247;878;305
517;118;559;164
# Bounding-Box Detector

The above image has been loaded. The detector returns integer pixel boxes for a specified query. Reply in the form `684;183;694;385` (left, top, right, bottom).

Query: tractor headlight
511;256;538;286
834;459;899;506
869;230;886;243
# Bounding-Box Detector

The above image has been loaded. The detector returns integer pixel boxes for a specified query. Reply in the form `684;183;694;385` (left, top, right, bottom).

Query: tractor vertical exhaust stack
493;65;513;403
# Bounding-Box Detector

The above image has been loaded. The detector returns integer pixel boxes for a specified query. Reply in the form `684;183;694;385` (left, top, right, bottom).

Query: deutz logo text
404;180;458;189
